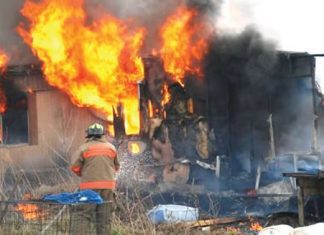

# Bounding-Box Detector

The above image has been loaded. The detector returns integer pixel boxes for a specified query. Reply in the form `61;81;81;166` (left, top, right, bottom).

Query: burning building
0;1;324;227
0;40;321;191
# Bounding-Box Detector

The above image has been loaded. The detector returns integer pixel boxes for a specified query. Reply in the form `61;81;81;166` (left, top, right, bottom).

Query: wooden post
268;114;276;160
297;186;305;226
255;164;261;191
319;151;323;171
0;115;2;144
292;154;297;189
215;155;220;178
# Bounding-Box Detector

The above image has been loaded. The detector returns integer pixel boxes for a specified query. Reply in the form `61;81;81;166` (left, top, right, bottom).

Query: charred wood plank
188;217;249;228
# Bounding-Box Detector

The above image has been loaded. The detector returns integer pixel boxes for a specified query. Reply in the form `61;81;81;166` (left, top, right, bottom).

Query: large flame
159;6;212;83
0;49;9;73
17;0;144;135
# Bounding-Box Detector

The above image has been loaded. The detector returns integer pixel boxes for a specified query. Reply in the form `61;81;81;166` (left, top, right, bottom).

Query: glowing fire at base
15;203;46;220
250;222;263;232
17;0;144;135
129;142;140;155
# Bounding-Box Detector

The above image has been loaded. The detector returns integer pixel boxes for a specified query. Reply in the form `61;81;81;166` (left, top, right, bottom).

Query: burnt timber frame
283;172;324;226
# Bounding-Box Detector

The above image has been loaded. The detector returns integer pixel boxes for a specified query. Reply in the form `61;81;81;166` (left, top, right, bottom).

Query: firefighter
70;123;119;235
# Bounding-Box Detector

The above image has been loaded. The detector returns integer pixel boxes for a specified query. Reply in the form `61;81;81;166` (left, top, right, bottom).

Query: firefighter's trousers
71;189;115;235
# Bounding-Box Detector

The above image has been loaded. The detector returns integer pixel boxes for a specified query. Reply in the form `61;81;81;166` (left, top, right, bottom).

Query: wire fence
0;200;111;235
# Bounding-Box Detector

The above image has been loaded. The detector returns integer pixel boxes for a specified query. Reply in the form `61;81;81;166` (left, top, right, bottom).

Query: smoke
85;0;223;53
205;27;278;175
0;0;38;64
207;27;277;85
205;26;320;184
86;0;222;21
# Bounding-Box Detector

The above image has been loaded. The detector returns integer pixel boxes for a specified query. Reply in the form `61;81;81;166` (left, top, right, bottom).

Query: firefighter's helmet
86;123;105;137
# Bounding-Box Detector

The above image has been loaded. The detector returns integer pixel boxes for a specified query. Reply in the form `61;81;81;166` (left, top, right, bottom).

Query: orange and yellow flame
0;49;9;73
0;84;6;114
161;84;171;107
17;1;214;134
250;222;263;232
129;142;141;155
159;6;212;83
16;203;46;220
0;50;8;113
17;0;144;135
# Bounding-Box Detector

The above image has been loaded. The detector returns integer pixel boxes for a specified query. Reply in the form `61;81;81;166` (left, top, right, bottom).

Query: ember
148;100;154;118
17;0;145;135
161;84;171;107
129;142;140;155
250;222;263;232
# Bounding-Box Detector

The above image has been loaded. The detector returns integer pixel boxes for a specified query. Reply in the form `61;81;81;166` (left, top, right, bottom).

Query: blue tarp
43;190;103;205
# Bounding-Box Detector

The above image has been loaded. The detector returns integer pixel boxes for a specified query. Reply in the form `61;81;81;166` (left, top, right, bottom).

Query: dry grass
0;180;259;235
0;148;12;200
0;138;258;235
110;187;257;235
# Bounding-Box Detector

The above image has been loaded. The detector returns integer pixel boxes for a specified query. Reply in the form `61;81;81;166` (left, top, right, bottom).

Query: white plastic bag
147;204;198;224
293;223;324;235
258;224;294;235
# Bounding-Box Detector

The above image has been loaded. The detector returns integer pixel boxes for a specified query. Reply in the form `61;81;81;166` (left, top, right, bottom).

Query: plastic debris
147;204;198;224
42;190;103;204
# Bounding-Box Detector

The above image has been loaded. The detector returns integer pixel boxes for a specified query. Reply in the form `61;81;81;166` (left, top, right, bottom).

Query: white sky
216;0;324;88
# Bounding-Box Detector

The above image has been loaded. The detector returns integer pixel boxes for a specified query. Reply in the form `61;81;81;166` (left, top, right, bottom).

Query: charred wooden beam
113;103;126;138
283;172;324;225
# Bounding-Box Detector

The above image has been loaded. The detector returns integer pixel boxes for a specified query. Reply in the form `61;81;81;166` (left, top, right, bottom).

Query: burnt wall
205;29;276;176
271;54;315;154
204;29;315;177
